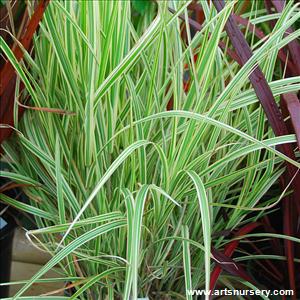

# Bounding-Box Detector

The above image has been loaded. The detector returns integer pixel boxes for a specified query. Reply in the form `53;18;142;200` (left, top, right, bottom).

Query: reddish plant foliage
0;0;50;147
211;0;299;296
210;222;260;291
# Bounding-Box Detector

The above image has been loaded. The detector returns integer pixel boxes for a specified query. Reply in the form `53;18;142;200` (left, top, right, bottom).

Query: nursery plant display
0;0;300;299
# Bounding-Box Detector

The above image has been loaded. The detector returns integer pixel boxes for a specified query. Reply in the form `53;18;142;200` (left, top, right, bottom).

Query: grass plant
1;1;300;299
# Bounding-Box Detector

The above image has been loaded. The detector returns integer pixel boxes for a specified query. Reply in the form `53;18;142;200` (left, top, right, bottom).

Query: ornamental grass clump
1;1;300;299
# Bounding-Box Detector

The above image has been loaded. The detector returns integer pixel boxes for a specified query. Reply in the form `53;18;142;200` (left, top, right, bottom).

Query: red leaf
0;0;50;95
0;0;50;148
281;94;300;150
271;0;300;75
210;222;260;290
211;247;253;283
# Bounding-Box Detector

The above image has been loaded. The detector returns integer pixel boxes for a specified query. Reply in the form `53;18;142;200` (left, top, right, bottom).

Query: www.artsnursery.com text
187;288;294;297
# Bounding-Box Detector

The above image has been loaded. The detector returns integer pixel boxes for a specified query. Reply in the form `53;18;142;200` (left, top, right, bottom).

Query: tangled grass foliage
1;1;300;299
